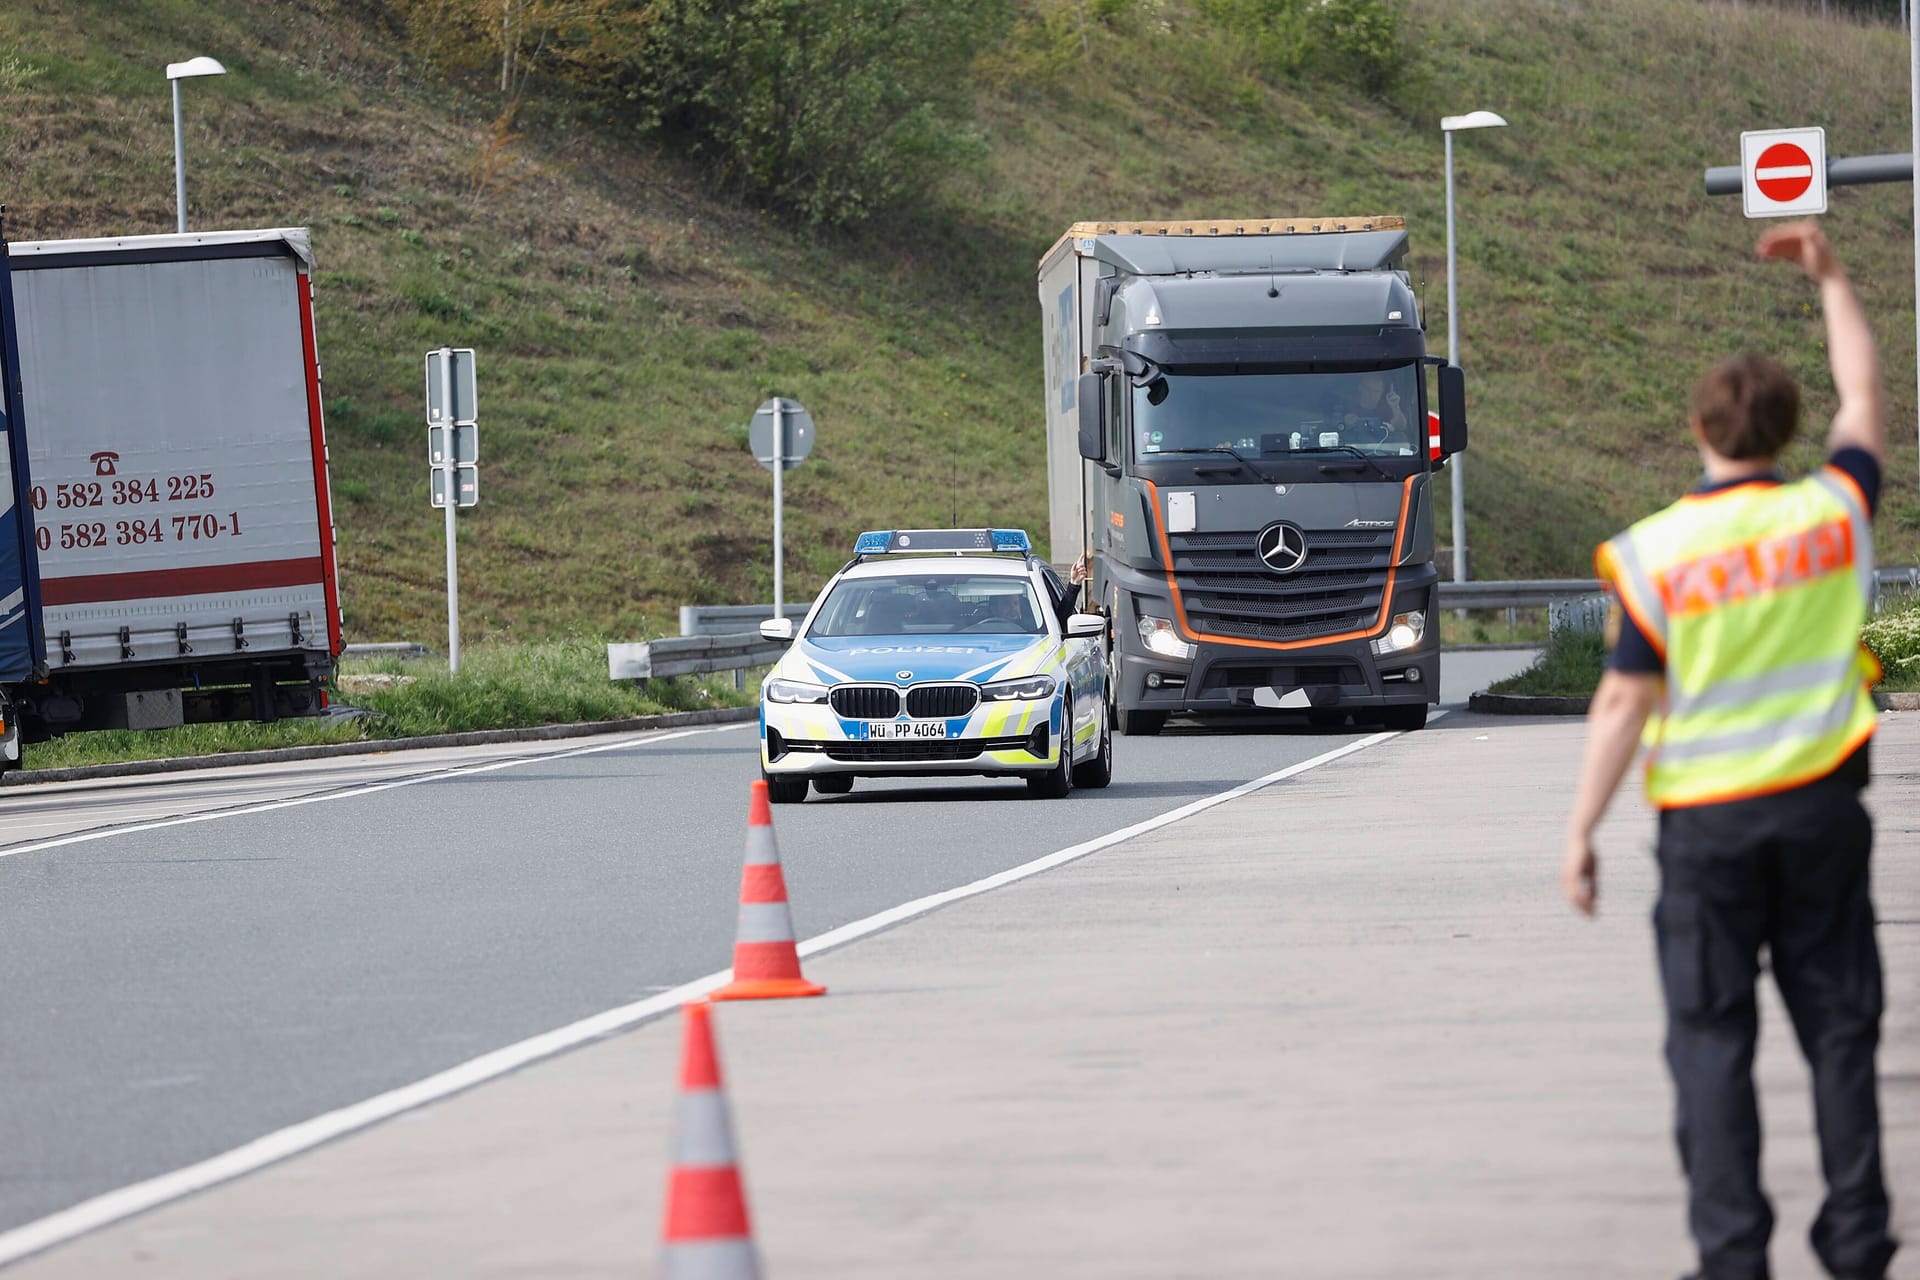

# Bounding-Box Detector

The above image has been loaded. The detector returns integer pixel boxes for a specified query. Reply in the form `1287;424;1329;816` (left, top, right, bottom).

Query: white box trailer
0;228;341;746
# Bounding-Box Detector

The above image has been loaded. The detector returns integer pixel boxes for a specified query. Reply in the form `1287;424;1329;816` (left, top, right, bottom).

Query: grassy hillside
0;0;1915;645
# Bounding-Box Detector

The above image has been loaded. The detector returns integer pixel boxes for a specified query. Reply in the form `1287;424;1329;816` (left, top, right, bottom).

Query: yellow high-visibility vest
1596;467;1880;809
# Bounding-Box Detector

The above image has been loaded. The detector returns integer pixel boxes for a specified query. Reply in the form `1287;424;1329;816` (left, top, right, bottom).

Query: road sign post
748;397;816;621
426;347;478;673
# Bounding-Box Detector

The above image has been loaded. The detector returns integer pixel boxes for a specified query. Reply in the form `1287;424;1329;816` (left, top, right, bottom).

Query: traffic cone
710;780;826;1001
660;1001;762;1280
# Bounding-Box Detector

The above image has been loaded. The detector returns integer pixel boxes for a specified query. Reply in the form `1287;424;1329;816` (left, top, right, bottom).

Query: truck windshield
809;574;1047;636
1134;367;1423;460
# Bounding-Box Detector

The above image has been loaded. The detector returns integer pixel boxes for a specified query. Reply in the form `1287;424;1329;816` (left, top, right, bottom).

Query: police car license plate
866;720;947;740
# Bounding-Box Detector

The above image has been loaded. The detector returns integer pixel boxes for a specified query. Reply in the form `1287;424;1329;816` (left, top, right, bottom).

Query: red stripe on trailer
296;271;343;656
40;557;327;606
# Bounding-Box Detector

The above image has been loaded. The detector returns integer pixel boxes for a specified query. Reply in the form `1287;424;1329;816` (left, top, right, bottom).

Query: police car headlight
1370;610;1427;656
982;675;1057;701
1137;614;1195;661
765;678;829;704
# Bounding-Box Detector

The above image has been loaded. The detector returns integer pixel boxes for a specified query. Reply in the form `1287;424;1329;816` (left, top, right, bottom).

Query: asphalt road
0;650;1532;1237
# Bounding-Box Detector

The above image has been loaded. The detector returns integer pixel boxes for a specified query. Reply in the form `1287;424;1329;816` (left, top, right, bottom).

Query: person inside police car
1563;220;1894;1280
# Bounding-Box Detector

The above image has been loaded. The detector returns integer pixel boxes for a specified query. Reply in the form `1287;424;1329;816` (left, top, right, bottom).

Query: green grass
1485;629;1607;698
2;0;1917;650
1865;594;1920;691
14;640;754;771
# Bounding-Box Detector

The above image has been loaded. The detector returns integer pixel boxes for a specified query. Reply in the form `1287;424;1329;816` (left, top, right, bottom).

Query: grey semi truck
1038;216;1467;734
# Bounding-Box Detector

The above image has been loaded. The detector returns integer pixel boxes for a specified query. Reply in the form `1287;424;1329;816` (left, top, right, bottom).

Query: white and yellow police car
757;529;1112;802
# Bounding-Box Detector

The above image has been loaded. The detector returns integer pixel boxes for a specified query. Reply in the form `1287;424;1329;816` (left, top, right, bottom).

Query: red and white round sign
1754;142;1814;204
1740;127;1826;219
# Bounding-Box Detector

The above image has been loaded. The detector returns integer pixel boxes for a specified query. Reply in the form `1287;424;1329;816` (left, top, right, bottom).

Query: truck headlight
764;677;828;704
983;674;1057;701
1370;610;1427;656
1137;614;1195;661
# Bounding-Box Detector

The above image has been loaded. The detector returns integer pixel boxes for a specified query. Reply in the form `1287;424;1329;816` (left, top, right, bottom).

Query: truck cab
1039;217;1467;733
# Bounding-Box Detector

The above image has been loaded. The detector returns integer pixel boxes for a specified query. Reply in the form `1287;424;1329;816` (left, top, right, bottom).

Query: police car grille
1169;529;1394;643
821;735;1028;763
904;685;978;718
829;685;903;719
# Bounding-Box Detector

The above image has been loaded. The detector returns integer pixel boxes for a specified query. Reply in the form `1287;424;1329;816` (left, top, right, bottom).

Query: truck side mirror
1077;372;1106;463
1438;364;1468;456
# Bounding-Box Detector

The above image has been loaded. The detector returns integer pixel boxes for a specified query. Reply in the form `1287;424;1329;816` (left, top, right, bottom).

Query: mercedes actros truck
1039;216;1467;734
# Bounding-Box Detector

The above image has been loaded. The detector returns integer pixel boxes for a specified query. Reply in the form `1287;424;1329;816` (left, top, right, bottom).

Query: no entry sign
1740;127;1827;219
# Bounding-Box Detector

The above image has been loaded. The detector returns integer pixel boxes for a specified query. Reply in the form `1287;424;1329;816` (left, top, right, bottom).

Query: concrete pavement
10;708;1915;1277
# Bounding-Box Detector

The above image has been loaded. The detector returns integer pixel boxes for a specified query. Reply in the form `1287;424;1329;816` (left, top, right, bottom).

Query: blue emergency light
851;528;1032;556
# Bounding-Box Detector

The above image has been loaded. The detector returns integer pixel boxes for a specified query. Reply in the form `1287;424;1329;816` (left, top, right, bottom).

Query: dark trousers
1655;781;1896;1279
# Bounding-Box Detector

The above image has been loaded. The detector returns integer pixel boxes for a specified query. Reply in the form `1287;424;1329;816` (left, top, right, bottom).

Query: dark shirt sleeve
1827;446;1881;517
1607;604;1664;674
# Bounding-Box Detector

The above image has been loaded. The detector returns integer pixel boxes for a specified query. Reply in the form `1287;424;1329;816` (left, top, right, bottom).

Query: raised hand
1755;219;1838;282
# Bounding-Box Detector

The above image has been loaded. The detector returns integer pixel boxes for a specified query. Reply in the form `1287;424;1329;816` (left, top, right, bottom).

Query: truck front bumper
1110;577;1440;717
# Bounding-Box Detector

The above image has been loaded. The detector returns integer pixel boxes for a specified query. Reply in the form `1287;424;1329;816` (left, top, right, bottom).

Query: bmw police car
756;529;1112;802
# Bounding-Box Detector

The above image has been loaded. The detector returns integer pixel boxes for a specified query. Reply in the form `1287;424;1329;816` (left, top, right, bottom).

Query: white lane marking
0;725;750;862
0;720;1427;1266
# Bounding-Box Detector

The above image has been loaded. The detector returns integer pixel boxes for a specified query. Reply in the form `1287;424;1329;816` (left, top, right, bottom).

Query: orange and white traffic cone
660;1001;762;1279
710;780;825;1001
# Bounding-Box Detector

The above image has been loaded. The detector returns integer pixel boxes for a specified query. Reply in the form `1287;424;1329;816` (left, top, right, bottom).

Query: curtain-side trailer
0;222;342;770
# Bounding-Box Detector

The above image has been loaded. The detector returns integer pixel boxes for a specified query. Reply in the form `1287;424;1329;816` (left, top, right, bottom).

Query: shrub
628;0;1008;226
1198;0;1406;94
1863;595;1920;676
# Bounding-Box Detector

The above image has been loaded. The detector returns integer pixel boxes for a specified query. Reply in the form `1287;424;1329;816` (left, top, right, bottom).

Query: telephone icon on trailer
90;451;119;477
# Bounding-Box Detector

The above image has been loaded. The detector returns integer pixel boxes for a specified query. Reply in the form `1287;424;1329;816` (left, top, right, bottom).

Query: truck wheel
1027;702;1075;799
1379;704;1428;732
1073;706;1113;789
811;775;853;795
764;772;809;804
1117;709;1166;737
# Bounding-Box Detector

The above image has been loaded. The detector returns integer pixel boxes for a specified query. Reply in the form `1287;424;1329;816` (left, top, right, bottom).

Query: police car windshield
809;573;1046;636
1135;367;1422;459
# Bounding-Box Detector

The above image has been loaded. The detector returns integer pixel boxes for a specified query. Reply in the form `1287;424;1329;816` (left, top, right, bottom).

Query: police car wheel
1026;700;1075;799
812;775;854;795
1073;705;1113;789
764;772;809;804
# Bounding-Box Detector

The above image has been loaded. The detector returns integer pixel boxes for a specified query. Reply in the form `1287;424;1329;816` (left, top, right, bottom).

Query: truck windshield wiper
1294;443;1397;483
1152;446;1279;483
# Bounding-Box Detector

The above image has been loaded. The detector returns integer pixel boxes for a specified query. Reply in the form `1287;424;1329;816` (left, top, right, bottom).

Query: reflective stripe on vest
1596;468;1879;808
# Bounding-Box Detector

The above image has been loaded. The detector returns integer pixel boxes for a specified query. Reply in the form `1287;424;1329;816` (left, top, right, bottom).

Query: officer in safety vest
1563;221;1894;1279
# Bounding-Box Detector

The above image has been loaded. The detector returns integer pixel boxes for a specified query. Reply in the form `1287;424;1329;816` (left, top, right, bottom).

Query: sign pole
440;346;461;674
1444;128;1467;583
1911;12;1919;490
772;398;785;621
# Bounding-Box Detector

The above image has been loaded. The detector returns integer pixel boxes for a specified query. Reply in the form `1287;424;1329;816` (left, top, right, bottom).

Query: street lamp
166;56;227;234
1440;108;1507;583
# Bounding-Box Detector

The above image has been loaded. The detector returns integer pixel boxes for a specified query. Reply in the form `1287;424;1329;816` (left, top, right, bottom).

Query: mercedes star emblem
1255;522;1310;575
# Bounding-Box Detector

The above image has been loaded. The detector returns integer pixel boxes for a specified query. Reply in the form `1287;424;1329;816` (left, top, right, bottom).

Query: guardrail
342;642;430;659
609;633;789;687
680;604;786;637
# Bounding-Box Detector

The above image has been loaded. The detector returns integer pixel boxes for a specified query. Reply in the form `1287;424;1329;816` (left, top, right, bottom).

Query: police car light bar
851;528;1032;556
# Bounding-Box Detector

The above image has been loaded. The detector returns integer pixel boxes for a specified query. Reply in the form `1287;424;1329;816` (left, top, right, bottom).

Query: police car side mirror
759;618;794;642
1438;364;1468;456
1077;372;1106;463
1066;613;1105;638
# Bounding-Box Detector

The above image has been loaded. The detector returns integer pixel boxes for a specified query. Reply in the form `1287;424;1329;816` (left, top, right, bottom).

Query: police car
756;529;1112;802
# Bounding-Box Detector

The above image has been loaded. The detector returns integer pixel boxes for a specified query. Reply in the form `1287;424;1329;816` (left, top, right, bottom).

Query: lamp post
166;56;227;234
1440;109;1507;583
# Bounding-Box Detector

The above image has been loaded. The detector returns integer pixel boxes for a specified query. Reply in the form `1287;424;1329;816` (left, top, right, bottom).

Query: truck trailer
1039;216;1466;734
0;223;342;769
